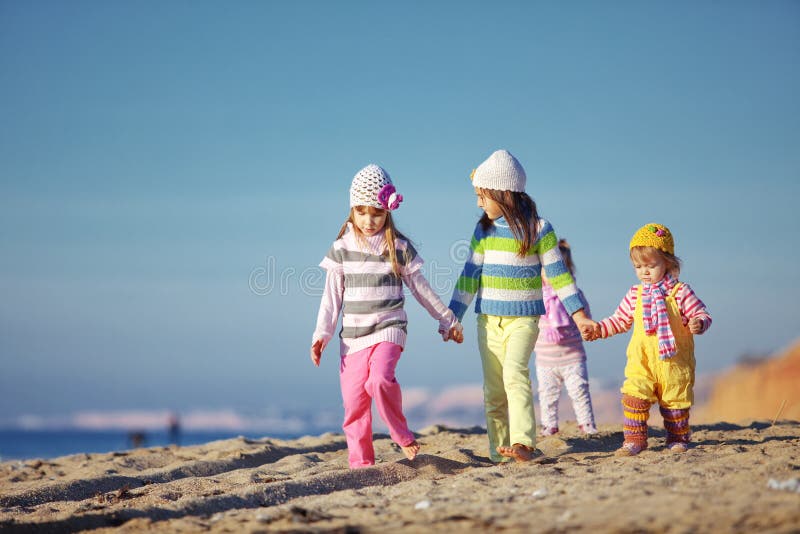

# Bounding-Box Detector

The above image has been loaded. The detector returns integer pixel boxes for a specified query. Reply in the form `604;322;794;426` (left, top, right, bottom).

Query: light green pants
477;314;539;462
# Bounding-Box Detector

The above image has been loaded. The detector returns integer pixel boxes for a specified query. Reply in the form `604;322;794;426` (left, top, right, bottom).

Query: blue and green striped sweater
448;217;584;320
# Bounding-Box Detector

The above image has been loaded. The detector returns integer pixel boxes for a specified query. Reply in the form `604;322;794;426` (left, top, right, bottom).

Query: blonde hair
558;239;576;275
477;188;539;257
337;206;410;277
630;246;681;277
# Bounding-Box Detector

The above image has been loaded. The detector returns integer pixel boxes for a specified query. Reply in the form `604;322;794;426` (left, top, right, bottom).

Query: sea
0;429;307;462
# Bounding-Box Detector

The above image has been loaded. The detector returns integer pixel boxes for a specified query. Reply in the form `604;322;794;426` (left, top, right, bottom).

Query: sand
1;421;799;533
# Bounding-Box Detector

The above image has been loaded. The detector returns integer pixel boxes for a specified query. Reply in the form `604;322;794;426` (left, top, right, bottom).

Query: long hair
558;239;576;275
337;206;409;277
477;188;539;257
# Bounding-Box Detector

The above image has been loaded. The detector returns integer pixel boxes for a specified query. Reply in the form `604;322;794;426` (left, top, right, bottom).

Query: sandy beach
1;419;799;533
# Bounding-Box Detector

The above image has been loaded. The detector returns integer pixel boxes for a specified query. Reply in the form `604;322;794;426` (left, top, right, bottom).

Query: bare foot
401;441;420;461
496;443;538;463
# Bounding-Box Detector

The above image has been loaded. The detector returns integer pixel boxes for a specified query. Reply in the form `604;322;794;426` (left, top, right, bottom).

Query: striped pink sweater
313;224;457;355
599;282;712;338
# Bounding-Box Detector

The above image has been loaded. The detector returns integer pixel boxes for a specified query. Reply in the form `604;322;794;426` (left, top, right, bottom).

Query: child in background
586;223;711;456
535;239;598;436
449;149;596;463
311;164;463;469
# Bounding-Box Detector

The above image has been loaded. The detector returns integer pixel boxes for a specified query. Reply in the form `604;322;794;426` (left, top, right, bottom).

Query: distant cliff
698;340;800;422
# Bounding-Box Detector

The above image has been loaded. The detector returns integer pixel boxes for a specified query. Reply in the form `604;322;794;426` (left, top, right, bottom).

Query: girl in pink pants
311;164;463;468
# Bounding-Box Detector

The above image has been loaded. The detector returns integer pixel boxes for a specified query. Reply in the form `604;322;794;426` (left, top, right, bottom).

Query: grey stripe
341;319;408;339
327;248;417;266
343;249;417;266
325;246;341;264
344;273;402;288
343;297;405;314
405;242;419;264
340;250;384;263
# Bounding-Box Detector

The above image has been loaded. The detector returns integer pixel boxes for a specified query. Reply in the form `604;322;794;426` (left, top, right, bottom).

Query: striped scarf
641;273;677;360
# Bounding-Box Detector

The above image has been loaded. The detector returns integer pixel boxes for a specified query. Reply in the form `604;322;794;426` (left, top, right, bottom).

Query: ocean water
0;429;303;462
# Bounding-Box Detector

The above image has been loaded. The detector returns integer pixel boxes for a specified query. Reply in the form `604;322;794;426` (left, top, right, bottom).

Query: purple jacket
537;281;591;344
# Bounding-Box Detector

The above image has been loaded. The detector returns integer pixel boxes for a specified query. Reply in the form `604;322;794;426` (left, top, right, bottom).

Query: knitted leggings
622;394;691;447
660;406;691;444
622;394;650;447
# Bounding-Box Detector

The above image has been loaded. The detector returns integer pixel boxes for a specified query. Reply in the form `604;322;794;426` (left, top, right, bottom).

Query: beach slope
1;421;799;533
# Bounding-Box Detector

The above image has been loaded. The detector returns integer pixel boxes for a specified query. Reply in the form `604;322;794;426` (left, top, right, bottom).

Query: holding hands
313;318;464;368
581;323;602;341
441;321;464;343
572;309;600;342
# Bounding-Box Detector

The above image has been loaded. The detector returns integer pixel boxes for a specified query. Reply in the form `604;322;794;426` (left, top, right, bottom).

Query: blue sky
1;1;798;421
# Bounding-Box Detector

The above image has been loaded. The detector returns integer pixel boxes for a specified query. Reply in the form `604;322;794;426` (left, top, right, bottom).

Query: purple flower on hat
377;184;403;211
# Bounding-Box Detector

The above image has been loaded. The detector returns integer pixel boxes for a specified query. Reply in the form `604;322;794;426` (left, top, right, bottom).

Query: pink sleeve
401;241;425;276
403;269;459;333
678;283;712;333
599;287;636;338
541;290;573;328
312;268;344;344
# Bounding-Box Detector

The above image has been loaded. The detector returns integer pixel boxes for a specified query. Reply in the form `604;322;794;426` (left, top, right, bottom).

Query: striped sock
622;394;651;447
660;406;691;444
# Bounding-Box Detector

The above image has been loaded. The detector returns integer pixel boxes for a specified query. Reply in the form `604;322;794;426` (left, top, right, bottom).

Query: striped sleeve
536;220;583;315
599;286;637;338
400;240;424;276
677;283;712;333
448;224;485;321
319;241;344;272
312;268;344;344
403;269;459;333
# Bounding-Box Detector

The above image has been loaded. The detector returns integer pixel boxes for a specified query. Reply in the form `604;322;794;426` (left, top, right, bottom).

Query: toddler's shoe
665;442;689;453
579;424;598;435
615;441;647;456
539;427;559;437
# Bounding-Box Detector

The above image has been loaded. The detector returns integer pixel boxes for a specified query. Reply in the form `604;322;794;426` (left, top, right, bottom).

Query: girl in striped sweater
586;223;711;456
535;239;598;437
311;164;463;469
448;150;597;463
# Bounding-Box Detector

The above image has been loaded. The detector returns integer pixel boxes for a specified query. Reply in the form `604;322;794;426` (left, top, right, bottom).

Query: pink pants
339;342;415;468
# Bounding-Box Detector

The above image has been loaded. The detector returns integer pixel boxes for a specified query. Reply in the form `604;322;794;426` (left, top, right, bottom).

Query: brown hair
558;239;576;275
477;188;539;257
630;246;682;278
337;206;410;277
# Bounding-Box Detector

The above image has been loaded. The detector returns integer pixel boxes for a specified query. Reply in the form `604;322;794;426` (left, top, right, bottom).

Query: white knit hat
470;149;527;192
349;164;403;210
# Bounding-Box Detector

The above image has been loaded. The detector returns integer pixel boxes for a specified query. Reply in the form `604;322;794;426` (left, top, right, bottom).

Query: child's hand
310;339;326;367
449;323;464;344
581;323;601;341
687;317;704;334
580;326;594;341
440;322;464;343
573;314;598;341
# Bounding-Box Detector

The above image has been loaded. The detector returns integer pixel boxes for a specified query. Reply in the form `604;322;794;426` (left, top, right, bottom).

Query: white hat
471;149;527;192
350;164;403;210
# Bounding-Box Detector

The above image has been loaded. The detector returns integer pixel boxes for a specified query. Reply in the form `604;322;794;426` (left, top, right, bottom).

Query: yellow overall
620;283;695;409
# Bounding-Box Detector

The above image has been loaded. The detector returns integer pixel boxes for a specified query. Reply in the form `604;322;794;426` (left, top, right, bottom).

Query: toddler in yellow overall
587;223;711;455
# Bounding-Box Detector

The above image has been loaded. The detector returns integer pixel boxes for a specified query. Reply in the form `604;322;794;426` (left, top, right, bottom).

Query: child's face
631;254;668;285
475;188;503;220
353;206;387;236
